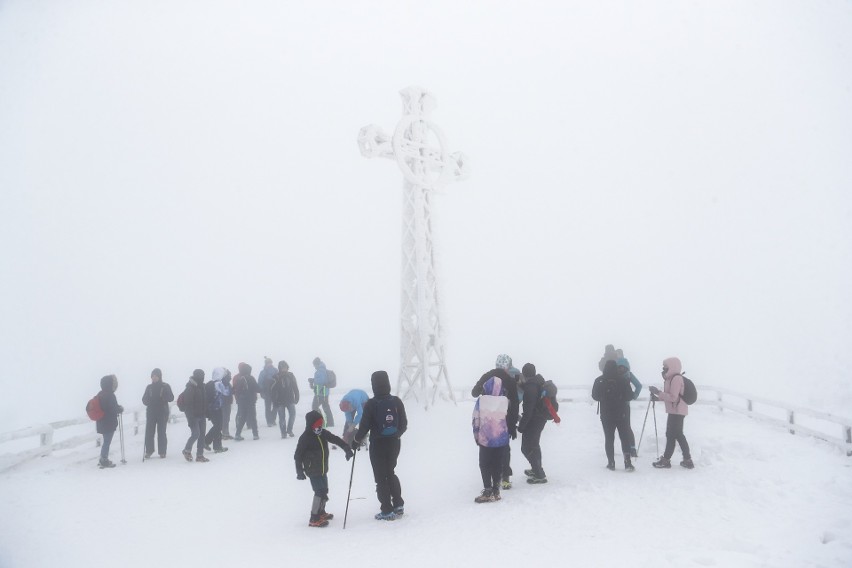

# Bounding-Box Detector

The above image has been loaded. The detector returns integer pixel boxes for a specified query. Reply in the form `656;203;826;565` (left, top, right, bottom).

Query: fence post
747;399;753;413
40;428;54;457
134;411;139;436
717;390;723;412
788;410;795;435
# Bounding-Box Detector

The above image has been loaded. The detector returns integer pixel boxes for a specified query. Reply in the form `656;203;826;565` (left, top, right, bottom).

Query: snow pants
521;417;547;478
100;429;115;461
264;396;276;426
479;445;507;492
312;393;335;427
369;437;403;514
601;414;632;463
184;415;207;456
144;410;168;456
275;403;296;437
663;413;691;460
204;410;224;450
221;401;232;437
235;401;258;437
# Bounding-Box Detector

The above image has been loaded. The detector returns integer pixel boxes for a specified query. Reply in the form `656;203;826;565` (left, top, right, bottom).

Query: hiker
221;370;234;440
649;357;693;469
471;363;519;503
309;357;335;427
142;368;174;459
472;354;519;490
233;362;260;441
353;371;408;521
258;357;278;427
517;363;550;484
339;388;369;445
616;357;643;457
592;360;636;471
203;367;230;454
181;369;209;463
598;344;620;373
270;360;300;438
96;374;123;468
294;410;353;527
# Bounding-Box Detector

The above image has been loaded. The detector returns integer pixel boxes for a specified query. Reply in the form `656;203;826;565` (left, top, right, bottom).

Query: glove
344;448;354;461
649;386;660;395
510;429;517;440
297;472;306;480
117;405;124;414
351;439;362;451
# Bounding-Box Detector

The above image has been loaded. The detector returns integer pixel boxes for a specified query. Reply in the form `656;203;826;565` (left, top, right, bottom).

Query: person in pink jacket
648;357;694;469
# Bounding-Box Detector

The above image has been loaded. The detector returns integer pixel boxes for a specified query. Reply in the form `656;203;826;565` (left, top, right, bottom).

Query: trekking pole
637;398;652;453
652;401;659;457
118;413;127;465
343;448;357;529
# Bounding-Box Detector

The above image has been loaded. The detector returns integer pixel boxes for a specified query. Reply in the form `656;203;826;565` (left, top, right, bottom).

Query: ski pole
119;413;127;465
652;401;659;457
343;447;357;529
637;398;652;453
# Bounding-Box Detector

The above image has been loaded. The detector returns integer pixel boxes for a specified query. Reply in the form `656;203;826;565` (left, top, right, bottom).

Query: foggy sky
1;1;851;432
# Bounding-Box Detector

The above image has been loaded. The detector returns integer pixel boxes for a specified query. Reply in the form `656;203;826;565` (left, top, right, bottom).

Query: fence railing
3;384;850;472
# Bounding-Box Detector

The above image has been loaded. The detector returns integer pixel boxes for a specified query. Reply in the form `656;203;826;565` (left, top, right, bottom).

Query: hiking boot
213;447;229;454
652;457;672;469
204;444;212;452
523;469;535;477
144;452;153;459
625;459;635;472
319;512;334;521
630;447;638;458
288;432;295;438
393;505;405;517
182;450;193;462
252;435;260;440
98;458;116;469
374;511;397;521
309;516;329;528
501;479;512;490
680;458;695;469
159;454;166;458
195;455;210;463
490;490;501;502
607;461;616;471
234;436;244;441
527;475;548;484
222;435;233;440
474;489;494;503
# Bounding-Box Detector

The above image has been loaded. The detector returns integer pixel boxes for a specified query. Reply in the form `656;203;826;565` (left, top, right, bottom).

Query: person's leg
674;415;690;459
100;430;114;461
501;443;512;484
616;415;632;455
235;403;245;438
321;395;335;427
184;418;198;452
196;418;207;456
221;402;232;438
286;403;296;435
144;414;156;456
385;438;403;509
478;446;492;488
663;413;679;459
625;404;637;455
156;413;168;456
525;420;546;478
210;413;223;450
602;418;617;464
248;403;258;437
369;441;393;513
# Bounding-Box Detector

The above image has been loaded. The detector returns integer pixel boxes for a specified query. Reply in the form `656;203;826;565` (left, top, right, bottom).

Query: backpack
86;394;104;421
326;370;337;389
680;374;697;405
176;391;187;412
539;380;560;422
373;395;399;437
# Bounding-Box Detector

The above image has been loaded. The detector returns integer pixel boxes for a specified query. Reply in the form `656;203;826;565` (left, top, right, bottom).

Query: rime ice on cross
358;86;469;409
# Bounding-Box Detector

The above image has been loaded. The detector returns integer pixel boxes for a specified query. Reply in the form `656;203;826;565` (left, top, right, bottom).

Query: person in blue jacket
309;357;335;427
339;388;369;445
616;357;642;457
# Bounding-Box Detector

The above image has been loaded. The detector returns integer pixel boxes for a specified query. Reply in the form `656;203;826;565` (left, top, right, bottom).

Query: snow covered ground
1;400;851;568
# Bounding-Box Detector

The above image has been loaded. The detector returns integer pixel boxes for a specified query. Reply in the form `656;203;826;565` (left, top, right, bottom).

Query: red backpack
86;394;105;421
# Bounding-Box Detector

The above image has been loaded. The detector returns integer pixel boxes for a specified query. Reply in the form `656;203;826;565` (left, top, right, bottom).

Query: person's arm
591;377;603;401
518;383;537;432
142;385;151;407
396;398;408;437
354;400;373;444
294;439;306;478
655;375;683;403
630;373;642;400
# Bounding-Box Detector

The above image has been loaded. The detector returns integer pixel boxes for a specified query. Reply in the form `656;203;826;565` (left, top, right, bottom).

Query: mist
1;0;850;432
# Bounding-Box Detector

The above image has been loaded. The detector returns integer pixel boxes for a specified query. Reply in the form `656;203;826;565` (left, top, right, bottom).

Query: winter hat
371;370;391;396
305;410;324;430
495;354;511;370
616;357;630;370
278;360;289;371
151;368;162;380
223;370;232;384
192;369;205;381
238;362;251;375
339;400;352;412
312;357;323;368
264;356;273;366
522;363;536;378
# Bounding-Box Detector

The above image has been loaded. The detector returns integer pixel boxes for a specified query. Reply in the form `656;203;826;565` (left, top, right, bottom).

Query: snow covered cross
358;86;469;409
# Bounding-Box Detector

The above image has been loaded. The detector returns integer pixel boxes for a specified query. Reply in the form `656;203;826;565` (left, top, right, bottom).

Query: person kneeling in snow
294;410;353;527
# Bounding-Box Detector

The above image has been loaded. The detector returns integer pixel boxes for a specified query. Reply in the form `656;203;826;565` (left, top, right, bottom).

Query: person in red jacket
649;357;694;469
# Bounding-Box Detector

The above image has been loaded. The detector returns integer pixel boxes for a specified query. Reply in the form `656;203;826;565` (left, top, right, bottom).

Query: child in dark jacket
294;410;353;527
96;374;123;469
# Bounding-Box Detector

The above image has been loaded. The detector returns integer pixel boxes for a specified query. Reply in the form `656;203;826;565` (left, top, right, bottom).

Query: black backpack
326;370;337;389
680;374;697;405
373;395;399;436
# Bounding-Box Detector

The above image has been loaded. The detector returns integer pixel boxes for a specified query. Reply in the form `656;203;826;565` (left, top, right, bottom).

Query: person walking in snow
339;388;369;446
142;368;174;459
270;360;300;438
472;354;519;491
294;410;353;527
221;370;234;440
616;357;642;457
353;371;408;520
471;364;519;503
233;362;260;441
181;369;209;462
309;357;335;427
592;360;636;471
96;374;123;469
517;363;550;484
203;367;230;454
649;357;694;469
258;356;277;427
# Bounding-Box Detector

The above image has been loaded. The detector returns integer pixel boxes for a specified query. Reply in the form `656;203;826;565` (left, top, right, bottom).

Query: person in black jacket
294;410;353;527
233;362;260;441
518;363;549;484
353;371;408;521
142;368;174;459
96;374;123;469
181;369;209;463
203;367;230;454
271;360;300;439
591;360;636;471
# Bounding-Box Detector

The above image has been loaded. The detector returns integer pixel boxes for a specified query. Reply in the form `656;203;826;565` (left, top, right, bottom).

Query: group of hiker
88;344;694;525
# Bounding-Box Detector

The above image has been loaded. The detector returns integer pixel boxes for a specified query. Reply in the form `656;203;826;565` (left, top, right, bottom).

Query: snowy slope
1;401;851;568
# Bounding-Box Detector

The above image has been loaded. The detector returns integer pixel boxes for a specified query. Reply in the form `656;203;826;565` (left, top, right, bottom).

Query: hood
616;358;630;371
483;376;504;396
304;410;324;430
151;368;162;380
238;362;252;375
278;360;289;372
495;354;511;370
663;357;682;380
100;374;117;392
212;367;226;382
192;369;205;383
371;370;391;396
603;359;619;379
